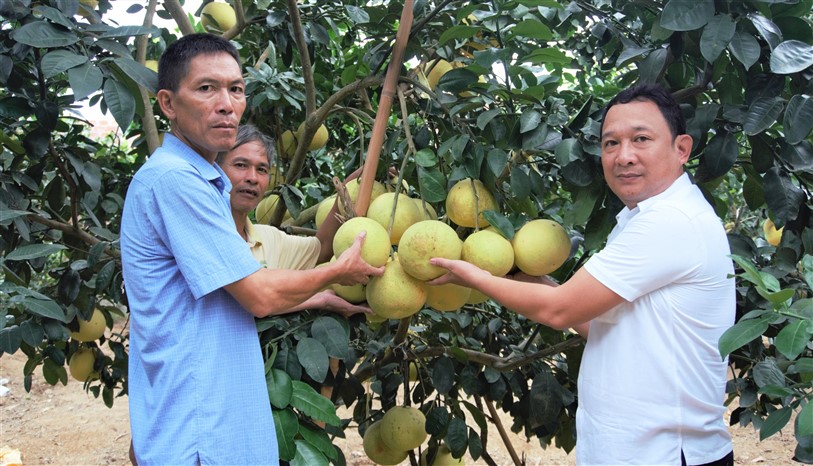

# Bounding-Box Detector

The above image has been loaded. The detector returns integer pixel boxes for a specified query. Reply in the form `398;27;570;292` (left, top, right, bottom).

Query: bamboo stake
354;0;414;217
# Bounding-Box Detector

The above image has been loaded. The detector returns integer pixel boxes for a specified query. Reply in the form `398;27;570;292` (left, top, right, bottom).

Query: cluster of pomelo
328;177;571;322
67;308;108;382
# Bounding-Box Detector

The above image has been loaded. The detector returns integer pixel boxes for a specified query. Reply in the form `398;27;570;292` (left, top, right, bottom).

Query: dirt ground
0;349;799;466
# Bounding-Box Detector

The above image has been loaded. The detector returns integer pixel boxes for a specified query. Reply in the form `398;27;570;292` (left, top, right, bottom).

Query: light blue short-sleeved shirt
121;134;278;465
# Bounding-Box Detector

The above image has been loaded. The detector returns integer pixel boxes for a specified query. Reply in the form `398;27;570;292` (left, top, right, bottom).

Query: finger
426;273;451;286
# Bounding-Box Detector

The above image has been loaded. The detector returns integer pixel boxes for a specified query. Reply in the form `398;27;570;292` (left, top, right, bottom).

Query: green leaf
775;320;810;360
554;138;583;166
728;31;761;70
481;211;515;240
444;417;469;458
0;210;29;223
298;424;338;461
295;337;329;383
744;97;784;136
509;19;553;40
764;167;806;225
68;62;104;101
799;400;813;437
0;326;23;354
22;296;69;323
417;167;448;203
426;406;450;436
638;48;668;83
700;15;736;63
415;148;437;168
520;109;542;133
718;315;771;358
432;356;455;394
520;48;570;66
529;371;562;429
438;25;480;46
789;358;813;375
10;21;80;48
290;380;341;426
760;407;792;441
784;94;813;145
6;243;67;261
755;287;795;307
660;0;714;31
291;440;328;466
112;57;158;93
770;40;813;74
310;316;348;359
41;50;88;79
509;166;531;199
266;367;294;409
748;13;782;50
698;132;738;181
753;359;785;388
100;25;161;39
273;408;299;462
19;320;45;347
103;78;136;132
476;108;501;131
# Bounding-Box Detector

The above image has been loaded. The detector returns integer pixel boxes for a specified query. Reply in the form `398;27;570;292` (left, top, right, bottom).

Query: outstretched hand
334;231;385;286
427;257;489;286
315;289;372;317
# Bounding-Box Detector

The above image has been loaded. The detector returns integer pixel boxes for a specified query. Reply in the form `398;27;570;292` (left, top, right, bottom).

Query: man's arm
429;258;624;330
226;232;383;317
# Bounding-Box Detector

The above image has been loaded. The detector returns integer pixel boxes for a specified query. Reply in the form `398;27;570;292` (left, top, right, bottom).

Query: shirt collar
244;218;260;248
161;133;232;193
615;172;692;222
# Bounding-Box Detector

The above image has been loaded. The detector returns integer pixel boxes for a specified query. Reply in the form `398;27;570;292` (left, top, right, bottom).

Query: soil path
0;350;797;465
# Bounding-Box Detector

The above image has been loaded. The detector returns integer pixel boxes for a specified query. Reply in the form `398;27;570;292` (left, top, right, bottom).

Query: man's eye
231;86;245;94
199;85;212;92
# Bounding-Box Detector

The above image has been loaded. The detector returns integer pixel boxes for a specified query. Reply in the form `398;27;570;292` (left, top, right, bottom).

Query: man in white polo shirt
428;83;735;465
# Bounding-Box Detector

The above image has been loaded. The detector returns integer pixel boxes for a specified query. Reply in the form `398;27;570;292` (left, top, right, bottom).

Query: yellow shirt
245;219;321;270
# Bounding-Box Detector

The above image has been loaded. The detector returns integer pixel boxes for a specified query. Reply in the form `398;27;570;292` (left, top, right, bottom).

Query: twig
485;397;522;466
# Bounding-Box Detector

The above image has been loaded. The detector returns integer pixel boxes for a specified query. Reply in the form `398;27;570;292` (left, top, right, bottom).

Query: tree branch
27;213;120;258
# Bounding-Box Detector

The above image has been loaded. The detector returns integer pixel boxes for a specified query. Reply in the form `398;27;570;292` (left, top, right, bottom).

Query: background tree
1;0;811;464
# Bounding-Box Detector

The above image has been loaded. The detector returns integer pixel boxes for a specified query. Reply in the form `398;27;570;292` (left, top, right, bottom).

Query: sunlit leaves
771;40;813;74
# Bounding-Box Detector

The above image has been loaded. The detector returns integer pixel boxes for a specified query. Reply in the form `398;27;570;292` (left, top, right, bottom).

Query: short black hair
600;83;687;139
158;33;240;92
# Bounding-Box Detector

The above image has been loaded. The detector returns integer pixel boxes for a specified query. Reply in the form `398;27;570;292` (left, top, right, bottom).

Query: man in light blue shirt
121;33;382;464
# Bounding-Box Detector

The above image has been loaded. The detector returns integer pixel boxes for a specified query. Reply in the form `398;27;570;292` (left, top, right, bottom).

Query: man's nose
216;89;235;114
616;141;636;164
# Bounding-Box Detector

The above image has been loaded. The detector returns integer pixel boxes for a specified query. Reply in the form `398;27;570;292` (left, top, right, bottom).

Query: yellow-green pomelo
296;122;329;151
69;347;98;382
461;230;514;276
363;421;409;465
343;179;387;214
255;194;291;225
70;308;106;342
445;178;498;228
511;219;570;276
763;218;783;246
398;220;463;281
315;195;337;229
366;259;427;319
420;444;465;466
426;283;471;312
380;406;428;452
427;59;454;90
333;217;391;267
408;361;419;381
414;198;438;220
277;130;297;159
466;289;489;305
145;59;158;72
201;2;237;32
331;282;366;304
367;193;422;245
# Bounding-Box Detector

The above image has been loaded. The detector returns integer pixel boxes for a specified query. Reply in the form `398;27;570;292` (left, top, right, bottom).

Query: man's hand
315;289;372;317
333;231;385;285
427;257;490;286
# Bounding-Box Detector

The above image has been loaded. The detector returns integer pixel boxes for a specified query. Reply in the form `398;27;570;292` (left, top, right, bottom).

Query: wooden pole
354;0;414;217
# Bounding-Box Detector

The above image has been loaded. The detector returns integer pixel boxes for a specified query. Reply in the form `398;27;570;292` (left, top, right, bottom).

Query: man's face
220;141;270;216
600;100;692;208
156;52;246;162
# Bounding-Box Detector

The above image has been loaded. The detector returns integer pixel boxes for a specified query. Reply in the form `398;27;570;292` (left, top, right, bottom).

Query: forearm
468;273;573;329
225;265;340;317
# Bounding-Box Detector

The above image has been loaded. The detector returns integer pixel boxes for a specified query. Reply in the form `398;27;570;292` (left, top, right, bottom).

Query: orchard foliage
1;0;812;463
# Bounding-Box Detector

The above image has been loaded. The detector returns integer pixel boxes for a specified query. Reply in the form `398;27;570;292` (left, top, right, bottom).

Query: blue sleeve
150;167;261;299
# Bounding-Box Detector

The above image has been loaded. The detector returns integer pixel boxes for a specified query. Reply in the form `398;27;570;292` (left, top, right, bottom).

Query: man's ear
675;133;693;164
156;89;175;120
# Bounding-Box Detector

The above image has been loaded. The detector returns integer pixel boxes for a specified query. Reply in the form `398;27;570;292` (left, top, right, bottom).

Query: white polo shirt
245;219;321;270
579;173;735;465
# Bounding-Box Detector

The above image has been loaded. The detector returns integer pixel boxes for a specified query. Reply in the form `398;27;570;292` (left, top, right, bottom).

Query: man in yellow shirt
217;124;369;316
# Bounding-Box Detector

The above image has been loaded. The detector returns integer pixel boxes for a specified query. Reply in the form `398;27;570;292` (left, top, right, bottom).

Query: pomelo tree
1;0;812;463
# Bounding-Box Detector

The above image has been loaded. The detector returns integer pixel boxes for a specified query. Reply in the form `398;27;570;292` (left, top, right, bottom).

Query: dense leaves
1;0;812;463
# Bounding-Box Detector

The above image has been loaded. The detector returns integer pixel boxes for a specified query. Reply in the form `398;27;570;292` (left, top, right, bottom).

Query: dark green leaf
660;0;714;31
19;320;45;347
481;211;514;240
0;326;23;354
520;48;570;66
344;5;369;24
764;167;805;224
290;380;341;426
100;25;160;39
102;78;135;132
509;166;531;199
718;315;771;358
6;244;67;261
784;94;813;145
41;50;88;79
68;62;104;101
760;407;792;441
112;57;158;93
520;109;542;134
700;15;736;63
775;320;810;360
554;138;583;166
273;408;299;461
0;210;29;223
311;316;348;360
697;132;738;181
779;141;813;172
22;296;68;323
298;424;338;461
10;21;79;47
95;261;115;294
415;148;437;168
748;13;782;49
291;440;328;466
426;406;450;436
418;167;448;203
438;25;480;46
476;108;501;131
296;337;329;383
799;401;813;437
529;371;562;429
444;417;468;458
728;31;761;70
770;40;813;74
744;97;784;136
638;48;668;83
266;367;294;409
432;356;455;394
753;359;785;388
